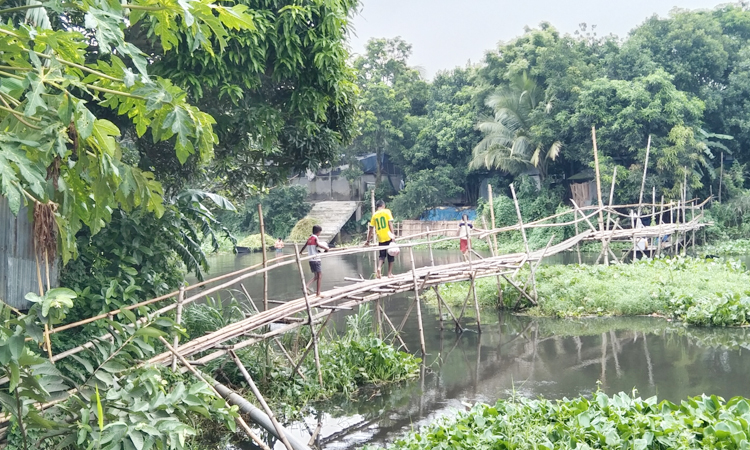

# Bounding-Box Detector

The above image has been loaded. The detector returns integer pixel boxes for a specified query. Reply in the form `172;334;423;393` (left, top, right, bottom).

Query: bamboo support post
482;216;503;305
719;152;724;203
380;308;409;351
435;284;444;331
157;337;271;450
290;312;333;381
656;195;664;256
293;244;324;388
230;350;295;450
171;286;185;372
427;227;435;266
488;184;499;254
409;247;427;355
603;166;618;265
432;286;464;332
592;126;605;232
637;135;651;216
502;274;537;307
397;297;418;334
573;208;582;264
258;203;268;311
510;184;536;300
470;274;482;333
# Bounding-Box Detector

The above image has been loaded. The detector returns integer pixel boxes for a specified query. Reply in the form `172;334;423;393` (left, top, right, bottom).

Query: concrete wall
397;220;461;238
292;174;404;201
0;197;58;310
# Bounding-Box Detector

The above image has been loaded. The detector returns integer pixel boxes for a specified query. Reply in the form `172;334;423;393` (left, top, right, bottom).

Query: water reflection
320;315;750;449
195;250;750;449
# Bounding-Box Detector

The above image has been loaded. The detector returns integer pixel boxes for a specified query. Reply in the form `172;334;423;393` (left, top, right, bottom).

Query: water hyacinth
369;391;750;449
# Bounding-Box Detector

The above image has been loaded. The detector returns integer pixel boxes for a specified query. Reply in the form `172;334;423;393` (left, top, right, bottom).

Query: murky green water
193;249;750;449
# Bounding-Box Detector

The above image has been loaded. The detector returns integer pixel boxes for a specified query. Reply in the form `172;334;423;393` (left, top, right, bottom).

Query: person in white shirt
458;214;473;259
299;225;329;296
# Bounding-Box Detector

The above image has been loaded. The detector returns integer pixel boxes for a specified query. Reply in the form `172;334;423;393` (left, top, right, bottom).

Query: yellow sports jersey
370;209;394;243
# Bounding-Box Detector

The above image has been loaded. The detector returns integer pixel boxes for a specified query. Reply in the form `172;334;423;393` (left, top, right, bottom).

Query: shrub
288;217;321;242
235;233;276;250
231;185;311;238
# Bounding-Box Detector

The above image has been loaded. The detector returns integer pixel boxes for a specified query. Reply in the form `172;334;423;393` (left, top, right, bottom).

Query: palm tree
469;73;561;180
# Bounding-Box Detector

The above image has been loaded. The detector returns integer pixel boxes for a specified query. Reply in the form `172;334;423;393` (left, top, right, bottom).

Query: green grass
366;390;750;450
425;257;750;326
235;233;276;250
288;217;320;242
701;239;750;256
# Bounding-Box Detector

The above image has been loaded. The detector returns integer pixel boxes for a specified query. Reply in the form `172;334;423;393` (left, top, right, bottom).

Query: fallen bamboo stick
230;350;294;450
293;244;324;389
156;337;271;450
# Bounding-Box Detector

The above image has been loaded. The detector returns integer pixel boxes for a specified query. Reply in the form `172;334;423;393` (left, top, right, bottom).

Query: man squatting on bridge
365;200;396;278
300;225;330;296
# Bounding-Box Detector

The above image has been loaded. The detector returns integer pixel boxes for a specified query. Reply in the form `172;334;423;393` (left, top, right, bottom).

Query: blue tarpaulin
420;207;477;221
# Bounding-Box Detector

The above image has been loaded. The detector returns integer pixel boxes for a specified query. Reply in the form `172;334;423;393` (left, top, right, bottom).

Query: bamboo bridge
0;192;711;450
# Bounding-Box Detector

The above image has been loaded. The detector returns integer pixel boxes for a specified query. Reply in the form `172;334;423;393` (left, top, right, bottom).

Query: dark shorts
309;260;321;273
379;240;395;263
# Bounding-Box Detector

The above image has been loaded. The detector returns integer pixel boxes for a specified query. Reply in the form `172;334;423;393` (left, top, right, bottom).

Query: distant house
291;153;403;201
566;170;597;207
0;197;58;310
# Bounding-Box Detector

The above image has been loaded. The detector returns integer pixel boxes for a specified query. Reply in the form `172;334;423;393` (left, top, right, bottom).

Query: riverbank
365;390;750;450
425;256;750;326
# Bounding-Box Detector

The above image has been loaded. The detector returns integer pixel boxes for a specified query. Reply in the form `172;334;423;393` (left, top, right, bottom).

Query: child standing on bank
299;225;329;296
458;214;473;259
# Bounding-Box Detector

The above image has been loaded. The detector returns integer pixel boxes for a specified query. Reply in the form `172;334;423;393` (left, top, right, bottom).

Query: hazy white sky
348;0;729;78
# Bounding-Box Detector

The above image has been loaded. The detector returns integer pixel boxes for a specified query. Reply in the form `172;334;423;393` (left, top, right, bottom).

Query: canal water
193;249;750;449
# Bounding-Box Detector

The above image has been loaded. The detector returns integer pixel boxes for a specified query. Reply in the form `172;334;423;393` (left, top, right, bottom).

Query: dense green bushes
367;391;750;450
222;185;311;239
426;257;750;326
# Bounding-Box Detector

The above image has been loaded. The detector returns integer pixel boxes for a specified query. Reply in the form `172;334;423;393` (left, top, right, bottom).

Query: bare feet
388;273;394;278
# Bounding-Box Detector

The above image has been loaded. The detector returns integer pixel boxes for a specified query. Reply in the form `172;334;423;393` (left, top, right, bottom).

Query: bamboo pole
573;208;582;264
432;286;464;332
482;216;503;305
258;203;268;311
488;184;499;254
470;273;482;333
719;152;724;203
293;244;323;389
637;135;651;216
409;247;427;355
592;126;605;232
290;312;333;380
427;226;435;266
157;337;271;450
603;166;618;265
380;308;409;351
510;184;536;300
171;286;185;372
230;350;295;450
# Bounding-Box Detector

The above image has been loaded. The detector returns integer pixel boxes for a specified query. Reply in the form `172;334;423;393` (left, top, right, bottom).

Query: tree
150;0;361;197
0;0;254;262
347;37;428;185
389;167;464;219
469;73;562;181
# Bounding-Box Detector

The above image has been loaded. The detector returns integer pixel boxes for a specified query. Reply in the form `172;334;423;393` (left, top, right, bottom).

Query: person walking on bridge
300;225;329;296
365;200;396;278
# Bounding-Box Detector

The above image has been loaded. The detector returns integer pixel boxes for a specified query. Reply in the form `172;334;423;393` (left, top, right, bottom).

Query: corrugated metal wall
0;197;59;310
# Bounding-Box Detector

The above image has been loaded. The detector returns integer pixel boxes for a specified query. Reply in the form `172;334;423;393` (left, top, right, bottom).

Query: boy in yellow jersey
365;200;396;278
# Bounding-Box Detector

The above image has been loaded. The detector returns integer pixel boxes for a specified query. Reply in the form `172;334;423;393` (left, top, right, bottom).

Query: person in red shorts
458;214;473;259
